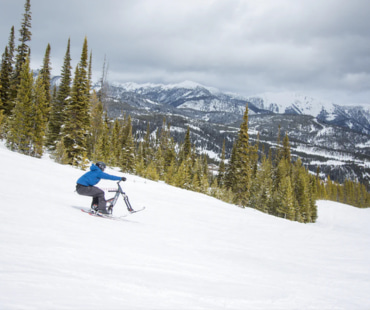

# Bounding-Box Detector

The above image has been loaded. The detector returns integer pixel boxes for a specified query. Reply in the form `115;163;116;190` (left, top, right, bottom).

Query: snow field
0;143;369;309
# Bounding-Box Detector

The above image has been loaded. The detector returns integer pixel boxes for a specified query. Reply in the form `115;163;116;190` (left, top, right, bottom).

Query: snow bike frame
106;180;134;213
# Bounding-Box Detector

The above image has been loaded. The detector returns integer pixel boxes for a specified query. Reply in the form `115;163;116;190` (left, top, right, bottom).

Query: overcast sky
1;0;370;105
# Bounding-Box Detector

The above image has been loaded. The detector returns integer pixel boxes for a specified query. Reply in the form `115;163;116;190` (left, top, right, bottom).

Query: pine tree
293;159;311;223
249;154;273;214
135;147;146;177
274;160;295;219
14;0;32;91
79;37;90;100
61;38;91;166
200;155;210;193
30;73;48;157
0;84;4;137
158;118;176;173
109;119;121;165
224;143;237;190
120;116;136;172
0;27;15;115
180;126;192;162
274;125;283;165
174;160;189;188
88;51;92;87
39;43;52;110
142;123;153;167
164;158;177;185
231;104;252;206
95;119;110;163
282;133;291;162
7;26;16;63
146;161;159;181
6;56;33;154
46;38;72;150
217;140;226;187
154;146;165;179
88;90;104;161
308;174;318;222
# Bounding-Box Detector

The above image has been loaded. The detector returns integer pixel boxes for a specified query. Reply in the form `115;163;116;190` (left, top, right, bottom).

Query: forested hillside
1;0;369;224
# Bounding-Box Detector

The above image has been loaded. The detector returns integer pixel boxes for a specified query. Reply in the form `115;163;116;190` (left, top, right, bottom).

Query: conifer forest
1;0;369;223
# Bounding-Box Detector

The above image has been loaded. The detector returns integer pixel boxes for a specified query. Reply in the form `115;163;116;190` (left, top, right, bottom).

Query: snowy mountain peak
111;80;221;95
247;91;336;117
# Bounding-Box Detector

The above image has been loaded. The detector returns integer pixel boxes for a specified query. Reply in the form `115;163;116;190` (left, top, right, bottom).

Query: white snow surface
1;143;370;310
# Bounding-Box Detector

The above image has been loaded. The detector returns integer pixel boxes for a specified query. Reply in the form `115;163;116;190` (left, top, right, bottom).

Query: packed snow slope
0;143;370;310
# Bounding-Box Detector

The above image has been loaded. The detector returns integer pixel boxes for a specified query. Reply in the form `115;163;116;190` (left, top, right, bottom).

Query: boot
97;208;109;215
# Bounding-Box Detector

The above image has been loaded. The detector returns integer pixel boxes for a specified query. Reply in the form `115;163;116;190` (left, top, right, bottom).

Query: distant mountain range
50;76;370;185
104;80;370;135
90;80;370;186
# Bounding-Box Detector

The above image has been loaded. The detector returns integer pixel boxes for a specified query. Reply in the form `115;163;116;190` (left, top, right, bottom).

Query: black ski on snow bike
81;180;145;219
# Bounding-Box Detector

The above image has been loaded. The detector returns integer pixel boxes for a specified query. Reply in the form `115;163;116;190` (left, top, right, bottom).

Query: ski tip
129;206;146;213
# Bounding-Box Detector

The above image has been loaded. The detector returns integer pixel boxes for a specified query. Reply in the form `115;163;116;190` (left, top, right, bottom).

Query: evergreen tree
164;158;177;185
181;126;192;162
231;105;252;206
39;43;52;109
200;155;210;193
0;47;11;115
274;125;283;165
217;140;226;187
79;37;90;100
135;146;146;177
14;0;32;90
159;118;176;173
308;174;318;222
8;26;16;63
53;139;69;164
0;83;4;137
88;51;92;87
120;116;136;172
95;119;110;163
282;133;291;162
249;154;273;214
6;56;33;154
61;38;91;167
292;159;311;223
142;123;152;166
46;38;72;150
326;175;333;200
0;27;15;115
154;146;165;179
224;143;237;190
275;160;295;219
109;119;121;165
146;161;159;181
88;90;105;161
174;160;189;188
30;73;48;157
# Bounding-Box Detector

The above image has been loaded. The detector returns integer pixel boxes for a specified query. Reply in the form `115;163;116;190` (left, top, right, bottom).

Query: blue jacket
77;164;121;186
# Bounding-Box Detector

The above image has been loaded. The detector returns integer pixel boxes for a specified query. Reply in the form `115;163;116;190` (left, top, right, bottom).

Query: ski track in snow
0;143;369;310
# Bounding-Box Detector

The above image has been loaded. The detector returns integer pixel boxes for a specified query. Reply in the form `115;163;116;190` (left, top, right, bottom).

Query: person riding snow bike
76;161;126;214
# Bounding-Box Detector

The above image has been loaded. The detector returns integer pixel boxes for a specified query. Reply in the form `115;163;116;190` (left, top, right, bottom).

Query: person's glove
121;177;127;181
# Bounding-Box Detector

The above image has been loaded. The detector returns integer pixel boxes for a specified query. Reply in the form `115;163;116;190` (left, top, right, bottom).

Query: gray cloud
1;0;370;105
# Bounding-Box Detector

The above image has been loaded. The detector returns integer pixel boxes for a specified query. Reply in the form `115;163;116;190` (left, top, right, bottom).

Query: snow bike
106;180;135;213
90;180;144;216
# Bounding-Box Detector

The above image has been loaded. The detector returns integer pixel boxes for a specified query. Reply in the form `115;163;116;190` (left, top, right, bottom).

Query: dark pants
76;184;106;211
